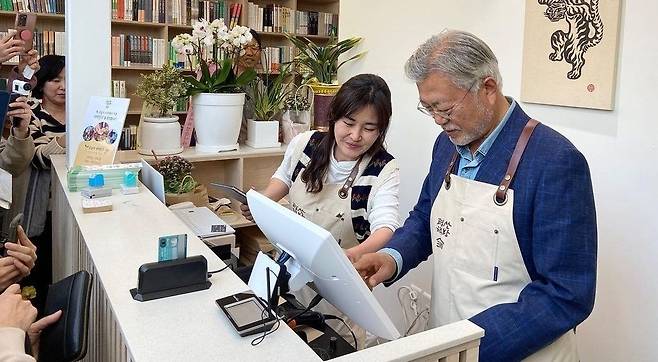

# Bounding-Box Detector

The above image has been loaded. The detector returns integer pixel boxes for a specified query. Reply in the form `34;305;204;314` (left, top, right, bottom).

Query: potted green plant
171;19;257;152
135;63;189;156
285;34;365;130
155;155;208;207
245;64;294;148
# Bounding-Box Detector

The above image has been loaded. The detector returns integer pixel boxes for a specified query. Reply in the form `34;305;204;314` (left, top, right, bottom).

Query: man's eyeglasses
243;45;260;52
417;81;476;120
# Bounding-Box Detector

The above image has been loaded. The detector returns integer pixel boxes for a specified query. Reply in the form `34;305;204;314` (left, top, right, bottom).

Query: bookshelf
108;0;339;119
108;0;339;263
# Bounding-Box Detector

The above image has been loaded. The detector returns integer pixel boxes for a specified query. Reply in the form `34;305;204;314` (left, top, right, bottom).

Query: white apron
429;120;578;361
287;153;373;349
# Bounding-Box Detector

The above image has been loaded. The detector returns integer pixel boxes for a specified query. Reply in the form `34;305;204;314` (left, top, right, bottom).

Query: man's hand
0;284;37;331
0;257;21;291
28;310;62;360
353;252;397;289
4;226;37;278
18;49;39;74
0;31;24;63
7;96;32;139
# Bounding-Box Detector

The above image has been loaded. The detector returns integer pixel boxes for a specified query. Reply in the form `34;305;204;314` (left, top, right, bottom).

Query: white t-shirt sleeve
367;161;401;233
272;133;306;188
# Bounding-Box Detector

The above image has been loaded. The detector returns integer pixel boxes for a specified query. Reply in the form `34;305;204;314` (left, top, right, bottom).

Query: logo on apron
435;217;452;250
291;202;306;218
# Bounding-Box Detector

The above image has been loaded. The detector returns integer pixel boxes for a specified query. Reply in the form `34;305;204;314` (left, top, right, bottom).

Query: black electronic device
130;255;211;302
215;293;277;337
0;213;23;257
209;183;247;204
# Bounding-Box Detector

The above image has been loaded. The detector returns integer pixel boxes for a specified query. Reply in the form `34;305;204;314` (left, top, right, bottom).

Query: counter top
51;155;318;361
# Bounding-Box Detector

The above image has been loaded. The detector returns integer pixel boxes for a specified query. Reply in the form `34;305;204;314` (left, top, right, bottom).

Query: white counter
50;154;483;362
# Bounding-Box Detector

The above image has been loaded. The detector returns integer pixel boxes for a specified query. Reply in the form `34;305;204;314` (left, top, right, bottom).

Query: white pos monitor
246;190;401;341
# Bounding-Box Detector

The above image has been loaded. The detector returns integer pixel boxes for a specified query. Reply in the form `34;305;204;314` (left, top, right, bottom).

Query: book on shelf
261;46;292;73
119;125;138;151
111;34;166;68
112;0;166;23
246;2;294;33
295;10;337;36
111;80;127;98
0;0;64;13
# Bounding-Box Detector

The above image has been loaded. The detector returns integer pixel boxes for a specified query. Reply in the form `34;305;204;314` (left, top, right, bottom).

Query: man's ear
481;77;499;105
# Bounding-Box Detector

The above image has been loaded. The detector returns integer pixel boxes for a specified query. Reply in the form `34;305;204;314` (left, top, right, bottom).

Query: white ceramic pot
193;92;245;152
137;115;183;156
246;119;281;148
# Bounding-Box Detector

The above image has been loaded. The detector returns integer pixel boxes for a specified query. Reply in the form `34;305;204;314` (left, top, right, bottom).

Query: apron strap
338;157;363;199
494;119;540;205
443;152;460;190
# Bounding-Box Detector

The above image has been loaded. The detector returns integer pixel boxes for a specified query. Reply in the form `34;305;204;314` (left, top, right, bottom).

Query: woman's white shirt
272;133;400;233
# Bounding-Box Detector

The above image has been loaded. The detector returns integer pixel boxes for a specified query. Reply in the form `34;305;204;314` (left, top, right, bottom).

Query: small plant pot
245;119;281;148
137;116;183;156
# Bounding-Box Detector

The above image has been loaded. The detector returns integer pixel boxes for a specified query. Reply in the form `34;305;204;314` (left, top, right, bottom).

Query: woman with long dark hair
242;73;399;261
240;74;399;348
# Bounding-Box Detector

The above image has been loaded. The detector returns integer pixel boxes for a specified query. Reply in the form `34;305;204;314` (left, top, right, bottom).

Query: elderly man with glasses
355;30;597;361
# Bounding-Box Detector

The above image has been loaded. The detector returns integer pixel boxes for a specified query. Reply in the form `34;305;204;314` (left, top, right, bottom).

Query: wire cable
207;263;231;276
323;314;358;351
404;307;430;337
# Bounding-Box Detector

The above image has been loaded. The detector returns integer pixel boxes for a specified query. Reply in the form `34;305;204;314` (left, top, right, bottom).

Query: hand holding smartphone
14;12;36;52
1;213;23;257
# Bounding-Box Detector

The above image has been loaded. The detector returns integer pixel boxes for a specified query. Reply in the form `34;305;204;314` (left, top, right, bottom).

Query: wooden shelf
117;144;287;164
111;19;166;28
167;23;193;30
0;10;64;19
112;65;162;71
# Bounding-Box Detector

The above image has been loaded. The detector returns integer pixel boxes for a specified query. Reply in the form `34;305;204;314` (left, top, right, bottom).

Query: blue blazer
386;105;597;361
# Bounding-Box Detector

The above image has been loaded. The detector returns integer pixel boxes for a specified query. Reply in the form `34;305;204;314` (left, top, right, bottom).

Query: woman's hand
0;31;24;63
0;258;21;291
28;310;62;360
6;96;32;138
18;49;39;74
0;284;37;331
240;203;253;221
4;226;37;279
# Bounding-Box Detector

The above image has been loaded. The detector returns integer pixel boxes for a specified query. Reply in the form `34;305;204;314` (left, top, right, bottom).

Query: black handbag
38;270;93;362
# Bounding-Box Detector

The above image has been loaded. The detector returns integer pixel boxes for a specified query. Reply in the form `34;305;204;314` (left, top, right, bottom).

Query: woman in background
22;54;66;310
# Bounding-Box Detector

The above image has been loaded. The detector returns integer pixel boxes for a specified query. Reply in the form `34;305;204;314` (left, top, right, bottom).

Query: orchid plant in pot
245;64;295;148
135;64;188;156
171;19;257;152
285;34;365;130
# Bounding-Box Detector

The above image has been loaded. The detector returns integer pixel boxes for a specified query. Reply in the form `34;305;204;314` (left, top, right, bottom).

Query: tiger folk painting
521;0;621;110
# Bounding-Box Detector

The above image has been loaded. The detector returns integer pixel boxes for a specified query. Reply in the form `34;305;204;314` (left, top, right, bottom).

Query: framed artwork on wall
521;0;622;110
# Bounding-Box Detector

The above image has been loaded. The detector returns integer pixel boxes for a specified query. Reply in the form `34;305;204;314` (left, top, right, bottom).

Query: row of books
261;46;292;73
118;126;138;151
169;0;241;26
111;0;166;23
246;2;294;34
0;0;64;13
111;80;127;98
111;34;167;68
0;30;64;63
296;10;338;37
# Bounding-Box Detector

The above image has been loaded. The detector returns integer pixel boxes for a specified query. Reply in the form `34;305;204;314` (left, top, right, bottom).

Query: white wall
340;1;658;360
65;2;111;166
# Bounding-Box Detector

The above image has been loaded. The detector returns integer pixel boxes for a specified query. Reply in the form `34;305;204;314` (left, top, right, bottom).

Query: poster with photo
521;0;621;110
73;96;130;166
